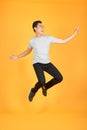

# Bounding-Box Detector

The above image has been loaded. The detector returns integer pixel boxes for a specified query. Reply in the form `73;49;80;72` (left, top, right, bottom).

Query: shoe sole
42;86;47;96
28;88;35;102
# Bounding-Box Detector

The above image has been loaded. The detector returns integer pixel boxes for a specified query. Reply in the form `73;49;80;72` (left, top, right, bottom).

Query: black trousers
32;62;63;93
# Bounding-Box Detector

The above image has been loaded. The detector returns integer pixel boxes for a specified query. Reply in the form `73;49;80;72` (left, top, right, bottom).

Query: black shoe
28;88;35;102
42;86;47;96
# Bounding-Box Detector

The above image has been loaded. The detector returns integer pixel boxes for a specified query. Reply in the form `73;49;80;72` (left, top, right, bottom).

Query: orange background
0;0;87;130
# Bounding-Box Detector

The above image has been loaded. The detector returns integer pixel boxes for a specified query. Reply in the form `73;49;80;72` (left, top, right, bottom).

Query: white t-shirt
28;35;57;64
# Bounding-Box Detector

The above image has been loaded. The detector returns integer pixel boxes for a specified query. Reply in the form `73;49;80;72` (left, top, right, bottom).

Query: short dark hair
32;20;42;32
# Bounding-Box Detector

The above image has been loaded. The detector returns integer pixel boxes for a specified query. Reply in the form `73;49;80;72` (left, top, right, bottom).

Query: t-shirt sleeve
49;36;57;43
28;39;33;48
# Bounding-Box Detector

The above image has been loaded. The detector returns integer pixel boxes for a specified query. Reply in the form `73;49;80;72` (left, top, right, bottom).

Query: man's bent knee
56;75;63;83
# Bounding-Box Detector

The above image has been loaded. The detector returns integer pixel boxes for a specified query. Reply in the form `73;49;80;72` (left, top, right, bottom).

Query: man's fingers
75;26;80;31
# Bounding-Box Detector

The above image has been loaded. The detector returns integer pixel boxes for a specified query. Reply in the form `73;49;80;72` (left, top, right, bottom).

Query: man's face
34;23;44;34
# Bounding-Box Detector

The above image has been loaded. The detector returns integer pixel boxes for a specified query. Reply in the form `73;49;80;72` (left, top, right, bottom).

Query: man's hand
10;47;33;60
73;26;80;36
55;25;80;44
10;55;18;60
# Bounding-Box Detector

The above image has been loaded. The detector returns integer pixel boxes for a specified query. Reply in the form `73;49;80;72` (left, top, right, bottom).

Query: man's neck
35;33;44;37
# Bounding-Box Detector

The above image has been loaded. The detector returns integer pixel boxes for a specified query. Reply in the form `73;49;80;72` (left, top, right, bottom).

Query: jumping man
10;20;79;102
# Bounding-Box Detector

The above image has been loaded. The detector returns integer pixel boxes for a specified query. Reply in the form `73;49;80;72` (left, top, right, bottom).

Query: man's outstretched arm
10;47;33;60
55;26;80;44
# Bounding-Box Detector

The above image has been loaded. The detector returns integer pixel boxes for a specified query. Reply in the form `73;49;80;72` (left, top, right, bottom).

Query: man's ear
34;27;37;32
